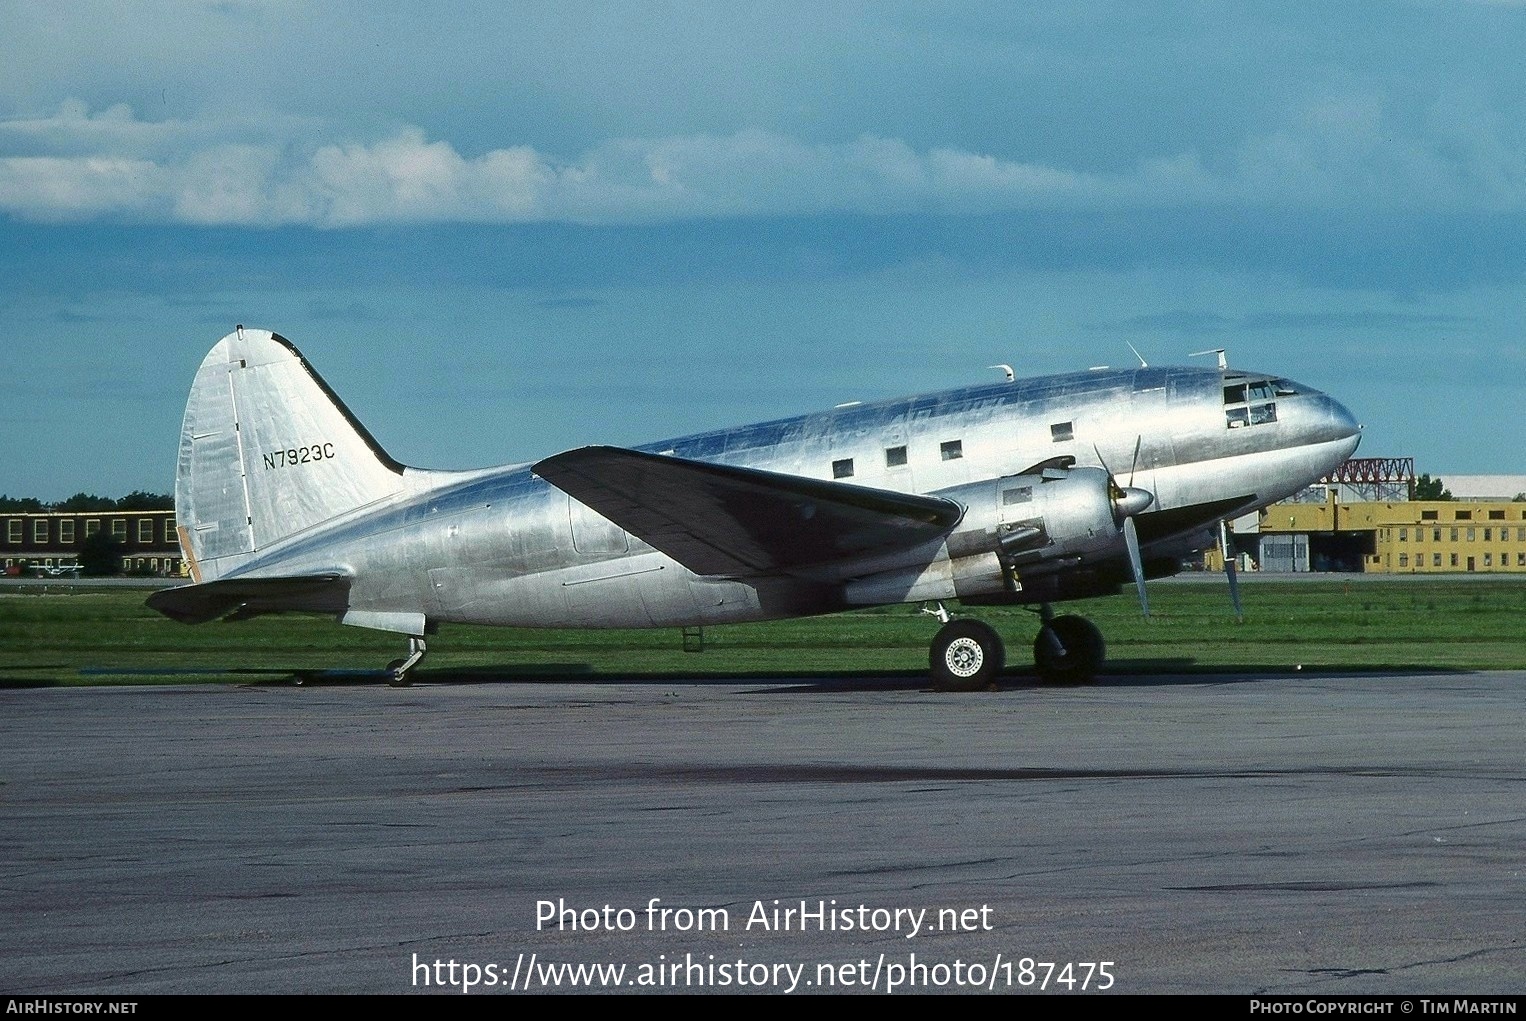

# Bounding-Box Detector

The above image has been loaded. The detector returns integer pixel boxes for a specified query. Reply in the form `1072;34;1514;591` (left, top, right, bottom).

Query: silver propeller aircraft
148;327;1361;688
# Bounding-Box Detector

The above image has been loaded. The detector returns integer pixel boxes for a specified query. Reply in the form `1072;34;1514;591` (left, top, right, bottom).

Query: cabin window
1050;421;1073;442
940;440;963;461
885;445;908;468
1002;486;1033;506
60;520;74;543
33;520;47;543
832;458;854;479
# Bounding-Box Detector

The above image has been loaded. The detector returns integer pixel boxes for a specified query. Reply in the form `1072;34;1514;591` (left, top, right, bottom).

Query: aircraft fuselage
236;363;1359;631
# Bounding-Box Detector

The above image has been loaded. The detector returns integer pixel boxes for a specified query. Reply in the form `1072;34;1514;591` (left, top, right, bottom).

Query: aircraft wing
146;573;350;624
533;445;964;577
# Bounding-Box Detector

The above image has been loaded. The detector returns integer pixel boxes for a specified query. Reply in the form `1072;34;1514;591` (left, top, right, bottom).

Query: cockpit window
1224;378;1278;429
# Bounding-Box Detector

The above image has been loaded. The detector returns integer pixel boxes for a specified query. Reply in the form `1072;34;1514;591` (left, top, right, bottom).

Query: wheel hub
945;637;984;677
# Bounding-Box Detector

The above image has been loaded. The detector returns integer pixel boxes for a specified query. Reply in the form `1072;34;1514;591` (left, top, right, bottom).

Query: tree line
0;491;173;512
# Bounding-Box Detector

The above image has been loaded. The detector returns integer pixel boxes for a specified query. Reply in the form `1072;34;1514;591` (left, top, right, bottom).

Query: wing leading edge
533;445;964;578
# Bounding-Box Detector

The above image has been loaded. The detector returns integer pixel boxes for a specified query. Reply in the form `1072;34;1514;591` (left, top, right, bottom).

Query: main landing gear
385;636;427;687
1030;605;1105;685
925;602;1106;690
929;618;1006;691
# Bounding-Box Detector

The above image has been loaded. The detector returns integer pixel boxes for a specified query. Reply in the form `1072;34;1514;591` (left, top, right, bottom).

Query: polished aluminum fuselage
227;365;1360;630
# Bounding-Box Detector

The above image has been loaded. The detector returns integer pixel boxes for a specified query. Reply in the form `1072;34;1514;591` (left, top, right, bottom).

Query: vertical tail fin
175;327;407;581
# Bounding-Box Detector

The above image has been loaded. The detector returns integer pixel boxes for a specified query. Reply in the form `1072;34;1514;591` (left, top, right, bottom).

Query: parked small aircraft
148;327;1360;688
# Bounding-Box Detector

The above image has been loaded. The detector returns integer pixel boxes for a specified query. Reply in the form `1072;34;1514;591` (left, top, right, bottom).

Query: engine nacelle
940;465;1124;571
842;465;1134;606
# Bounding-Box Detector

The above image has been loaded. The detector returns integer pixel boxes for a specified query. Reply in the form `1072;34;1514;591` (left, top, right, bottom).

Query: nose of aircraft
1327;394;1362;458
1276;383;1362;461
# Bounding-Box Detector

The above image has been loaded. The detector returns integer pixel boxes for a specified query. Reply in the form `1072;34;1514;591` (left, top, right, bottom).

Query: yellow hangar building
1245;459;1526;574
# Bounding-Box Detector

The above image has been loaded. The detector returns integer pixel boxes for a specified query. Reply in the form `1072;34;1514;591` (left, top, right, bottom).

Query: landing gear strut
929;618;1005;691
1032;604;1105;685
385;636;427;687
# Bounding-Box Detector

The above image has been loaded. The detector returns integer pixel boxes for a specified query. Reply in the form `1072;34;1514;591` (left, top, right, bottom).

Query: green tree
117;491;173;510
78;530;126;577
1414;474;1452;501
54;493;118;512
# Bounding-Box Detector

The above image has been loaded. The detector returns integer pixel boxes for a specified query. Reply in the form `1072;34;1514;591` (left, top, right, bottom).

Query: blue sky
3;1;1524;500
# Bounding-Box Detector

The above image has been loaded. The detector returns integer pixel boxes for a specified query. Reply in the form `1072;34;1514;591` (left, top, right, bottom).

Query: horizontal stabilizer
146;573;350;624
533;446;964;577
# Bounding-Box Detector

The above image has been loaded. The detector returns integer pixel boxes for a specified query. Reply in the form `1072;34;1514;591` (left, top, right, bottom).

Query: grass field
3;578;1526;687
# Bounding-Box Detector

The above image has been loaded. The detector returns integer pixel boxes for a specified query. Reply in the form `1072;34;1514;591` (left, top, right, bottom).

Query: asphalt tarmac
3;670;1524;995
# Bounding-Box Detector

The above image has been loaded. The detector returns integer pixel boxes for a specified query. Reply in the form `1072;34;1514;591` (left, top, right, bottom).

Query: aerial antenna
1190;348;1228;370
1125;341;1148;368
988;364;1015;382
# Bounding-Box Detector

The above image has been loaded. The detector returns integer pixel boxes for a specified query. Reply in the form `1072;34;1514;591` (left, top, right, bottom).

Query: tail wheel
1033;614;1105;685
930;619;1005;691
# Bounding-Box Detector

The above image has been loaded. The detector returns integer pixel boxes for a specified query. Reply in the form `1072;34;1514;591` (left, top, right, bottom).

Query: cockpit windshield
1223;377;1293;428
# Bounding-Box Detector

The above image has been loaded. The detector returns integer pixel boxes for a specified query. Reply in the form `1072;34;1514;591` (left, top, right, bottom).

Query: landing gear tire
386;636;427;687
1033;614;1105;685
930;619;1005;691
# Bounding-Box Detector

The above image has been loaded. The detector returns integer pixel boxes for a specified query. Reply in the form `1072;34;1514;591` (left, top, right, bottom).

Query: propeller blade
1123;515;1150;618
1220;519;1244;621
1092;442;1112;479
1128;434;1142;488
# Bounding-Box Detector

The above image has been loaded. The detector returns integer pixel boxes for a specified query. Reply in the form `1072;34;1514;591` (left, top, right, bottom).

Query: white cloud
2;97;1524;227
0;155;164;222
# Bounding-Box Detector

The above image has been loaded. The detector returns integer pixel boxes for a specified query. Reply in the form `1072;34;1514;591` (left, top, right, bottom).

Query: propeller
1220;519;1244;621
1095;439;1155;617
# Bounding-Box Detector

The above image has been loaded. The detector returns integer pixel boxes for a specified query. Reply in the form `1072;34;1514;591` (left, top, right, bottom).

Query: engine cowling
841;465;1147;605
